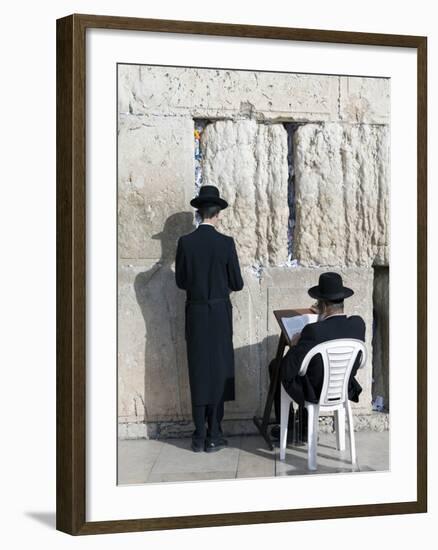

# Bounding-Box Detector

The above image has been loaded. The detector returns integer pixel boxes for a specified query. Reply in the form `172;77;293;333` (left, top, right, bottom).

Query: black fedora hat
190;185;228;210
308;272;354;301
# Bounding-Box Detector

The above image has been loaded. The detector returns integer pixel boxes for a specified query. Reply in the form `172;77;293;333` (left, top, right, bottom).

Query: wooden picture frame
56;13;427;535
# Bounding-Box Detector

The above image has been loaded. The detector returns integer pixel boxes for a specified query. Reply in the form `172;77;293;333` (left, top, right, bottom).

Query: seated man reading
277;272;366;439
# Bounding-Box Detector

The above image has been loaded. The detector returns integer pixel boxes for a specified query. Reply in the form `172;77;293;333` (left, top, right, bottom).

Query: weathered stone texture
224;280;260;419
118;262;267;423
117;66;389;435
340;76;390;124
118;115;195;259
118;260;191;422
118;65;341;121
118;263;374;427
200;120;289;266
293;123;389;267
119;412;389;440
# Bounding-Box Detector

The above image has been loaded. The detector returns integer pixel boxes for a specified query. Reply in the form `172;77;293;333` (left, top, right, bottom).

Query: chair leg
307;404;320;471
334;408;346;451
279;385;290;461
346;401;357;466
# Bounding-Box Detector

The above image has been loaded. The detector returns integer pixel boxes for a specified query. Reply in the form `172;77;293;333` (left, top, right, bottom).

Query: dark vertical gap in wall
194;119;212;225
371;265;390;412
195;119;304;261
194;119;211;190
283;123;304;261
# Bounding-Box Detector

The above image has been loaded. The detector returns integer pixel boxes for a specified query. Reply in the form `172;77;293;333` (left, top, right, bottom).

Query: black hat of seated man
190;185;228;210
308;272;354;301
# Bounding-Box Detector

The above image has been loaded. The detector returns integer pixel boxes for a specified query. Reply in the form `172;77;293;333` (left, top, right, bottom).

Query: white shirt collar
199;222;215;227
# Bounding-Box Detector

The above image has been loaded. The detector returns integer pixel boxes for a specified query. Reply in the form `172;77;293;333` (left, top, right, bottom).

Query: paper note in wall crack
281;314;318;341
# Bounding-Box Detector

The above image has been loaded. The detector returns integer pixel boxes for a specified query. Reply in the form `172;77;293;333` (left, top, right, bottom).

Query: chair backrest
298;339;367;407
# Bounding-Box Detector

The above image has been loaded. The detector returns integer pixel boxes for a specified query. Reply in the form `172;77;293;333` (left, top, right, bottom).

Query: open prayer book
281;313;318;342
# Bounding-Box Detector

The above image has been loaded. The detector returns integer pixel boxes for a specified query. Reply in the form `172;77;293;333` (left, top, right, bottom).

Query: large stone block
118;262;375;425
259;266;374;413
200;120;289;266
118;260;191;422
118;260;267;423
118;261;266;424
118;350;146;424
119;65;340;121
118;115;195;259
225;269;265;418
293;123;389;267
340;76;390;124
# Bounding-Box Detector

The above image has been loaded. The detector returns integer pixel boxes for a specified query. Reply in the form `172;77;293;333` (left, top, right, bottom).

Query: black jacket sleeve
227;237;244;291
280;323;317;384
175;237;187;290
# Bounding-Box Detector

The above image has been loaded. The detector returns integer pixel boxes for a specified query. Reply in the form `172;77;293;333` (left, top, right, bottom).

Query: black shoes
191;423;228;453
191;437;228;453
204;438;228;453
191;440;205;453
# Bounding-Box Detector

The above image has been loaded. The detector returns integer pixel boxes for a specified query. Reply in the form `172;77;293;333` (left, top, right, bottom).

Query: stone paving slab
147;436;242;477
118;432;389;485
276;431;389;476
117;439;164;485
236;435;276;479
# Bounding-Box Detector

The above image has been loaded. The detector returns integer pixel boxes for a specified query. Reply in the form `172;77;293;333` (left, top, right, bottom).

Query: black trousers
192;400;224;444
268;358;308;440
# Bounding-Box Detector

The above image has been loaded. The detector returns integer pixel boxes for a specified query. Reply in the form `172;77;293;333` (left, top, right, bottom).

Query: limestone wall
117;64;390;437
293;123;389;266
200;119;289;266
119;66;389;124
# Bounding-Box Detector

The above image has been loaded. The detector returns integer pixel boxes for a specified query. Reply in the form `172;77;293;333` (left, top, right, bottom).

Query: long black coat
175;224;244;406
280;314;366;407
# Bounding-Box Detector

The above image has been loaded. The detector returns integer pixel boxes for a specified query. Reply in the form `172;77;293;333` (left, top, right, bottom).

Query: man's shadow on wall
134;212;195;424
133;211;281;439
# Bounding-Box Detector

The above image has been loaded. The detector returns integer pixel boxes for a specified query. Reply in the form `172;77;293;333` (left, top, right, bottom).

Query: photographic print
56;13;426;534
116;63;390;484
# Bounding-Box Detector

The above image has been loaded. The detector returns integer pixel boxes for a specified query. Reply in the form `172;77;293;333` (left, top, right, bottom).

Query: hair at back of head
198;204;221;220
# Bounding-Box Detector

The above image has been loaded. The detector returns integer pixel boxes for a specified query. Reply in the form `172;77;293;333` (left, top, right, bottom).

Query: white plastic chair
279;338;367;471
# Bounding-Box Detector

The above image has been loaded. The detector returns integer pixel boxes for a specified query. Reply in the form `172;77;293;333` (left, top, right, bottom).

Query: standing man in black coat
278;272;366;438
175;185;244;453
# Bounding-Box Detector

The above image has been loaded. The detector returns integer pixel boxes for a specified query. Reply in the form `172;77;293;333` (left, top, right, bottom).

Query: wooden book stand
253;308;314;450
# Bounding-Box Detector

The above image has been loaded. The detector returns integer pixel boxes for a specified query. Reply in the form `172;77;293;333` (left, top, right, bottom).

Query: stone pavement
118;431;389;485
